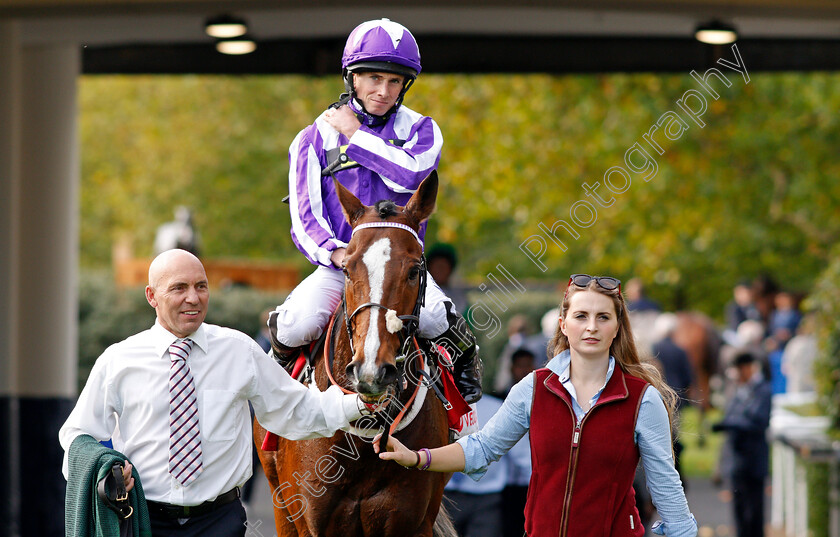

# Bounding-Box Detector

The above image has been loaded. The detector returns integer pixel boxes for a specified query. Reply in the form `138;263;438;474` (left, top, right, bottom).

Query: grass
677;406;725;478
783;401;825;417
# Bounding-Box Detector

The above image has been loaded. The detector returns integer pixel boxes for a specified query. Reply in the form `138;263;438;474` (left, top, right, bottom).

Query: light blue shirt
456;350;698;537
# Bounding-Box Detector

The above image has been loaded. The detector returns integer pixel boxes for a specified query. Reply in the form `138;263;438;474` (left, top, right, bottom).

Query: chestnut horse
672;311;723;414
254;173;455;537
632;309;722;445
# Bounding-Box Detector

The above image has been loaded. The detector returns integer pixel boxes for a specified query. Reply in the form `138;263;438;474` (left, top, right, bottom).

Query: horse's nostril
345;362;359;381
377;363;398;386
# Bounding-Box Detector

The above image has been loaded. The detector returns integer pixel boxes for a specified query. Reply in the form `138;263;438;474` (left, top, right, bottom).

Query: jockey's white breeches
272;265;452;348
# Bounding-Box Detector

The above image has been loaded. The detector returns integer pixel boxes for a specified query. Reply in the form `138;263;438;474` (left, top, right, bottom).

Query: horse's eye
342;265;349;277
408;266;420;281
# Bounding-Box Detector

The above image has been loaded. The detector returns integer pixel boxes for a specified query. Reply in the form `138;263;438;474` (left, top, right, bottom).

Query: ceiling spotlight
215;36;257;55
205;14;248;39
695;19;738;45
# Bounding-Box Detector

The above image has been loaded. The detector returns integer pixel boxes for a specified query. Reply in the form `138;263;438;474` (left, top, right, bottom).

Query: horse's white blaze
361;237;391;380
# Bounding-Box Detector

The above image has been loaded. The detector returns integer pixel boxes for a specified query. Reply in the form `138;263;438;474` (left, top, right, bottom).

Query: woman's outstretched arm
374;433;466;472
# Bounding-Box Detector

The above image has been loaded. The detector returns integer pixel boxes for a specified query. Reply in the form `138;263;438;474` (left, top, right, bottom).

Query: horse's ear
334;177;366;226
404;171;438;225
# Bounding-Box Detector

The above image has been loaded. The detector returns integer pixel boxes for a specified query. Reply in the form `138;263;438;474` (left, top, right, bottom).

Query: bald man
60;249;371;536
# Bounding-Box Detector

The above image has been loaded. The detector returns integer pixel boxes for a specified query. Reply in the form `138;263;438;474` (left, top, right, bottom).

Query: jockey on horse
269;18;483;406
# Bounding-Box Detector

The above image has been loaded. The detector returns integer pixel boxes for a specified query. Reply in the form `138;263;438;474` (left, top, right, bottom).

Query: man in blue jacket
712;351;772;537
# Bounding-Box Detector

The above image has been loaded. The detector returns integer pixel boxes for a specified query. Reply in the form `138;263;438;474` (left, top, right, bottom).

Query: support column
18;45;80;399
0;35;81;536
0;18;23;537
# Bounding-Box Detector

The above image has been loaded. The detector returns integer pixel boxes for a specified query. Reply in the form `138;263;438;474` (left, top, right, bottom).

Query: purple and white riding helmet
341;19;422;117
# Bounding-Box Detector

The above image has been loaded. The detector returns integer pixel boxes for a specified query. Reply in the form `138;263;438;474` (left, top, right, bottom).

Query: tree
80;70;840;319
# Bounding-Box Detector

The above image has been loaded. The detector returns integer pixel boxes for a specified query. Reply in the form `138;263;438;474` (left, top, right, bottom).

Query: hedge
77;270;284;393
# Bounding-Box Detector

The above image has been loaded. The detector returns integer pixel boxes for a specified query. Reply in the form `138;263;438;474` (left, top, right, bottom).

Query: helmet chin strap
348;97;393;127
337;71;414;127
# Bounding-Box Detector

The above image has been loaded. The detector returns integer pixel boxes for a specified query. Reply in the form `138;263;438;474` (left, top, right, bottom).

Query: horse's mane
374;200;399;219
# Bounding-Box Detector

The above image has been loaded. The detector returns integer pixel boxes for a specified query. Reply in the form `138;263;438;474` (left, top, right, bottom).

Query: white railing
770;392;837;537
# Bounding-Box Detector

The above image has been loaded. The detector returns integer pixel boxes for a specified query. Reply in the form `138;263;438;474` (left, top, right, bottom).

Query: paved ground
684;477;735;537
239;468;766;537
241;469;277;537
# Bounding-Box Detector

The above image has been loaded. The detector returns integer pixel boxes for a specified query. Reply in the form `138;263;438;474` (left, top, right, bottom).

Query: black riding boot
268;310;300;368
434;304;483;404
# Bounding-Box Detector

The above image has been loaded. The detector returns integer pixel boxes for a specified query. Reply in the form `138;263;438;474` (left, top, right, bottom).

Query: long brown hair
548;279;679;426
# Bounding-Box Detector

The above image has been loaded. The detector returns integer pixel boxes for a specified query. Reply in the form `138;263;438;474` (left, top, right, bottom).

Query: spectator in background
254;308;273;353
735;320;766;351
533;307;560;363
734;319;770;380
712;351;772;537
493;312;554;395
507;348;537;396
154;206;200;257
426;242;469;314
766;291;802;394
493;314;533;394
652;313;694;482
626;278;661;357
499;348;535;537
444;393;509;537
766;291;802;352
714;319;768;487
625;277;661;313
751;275;779;330
782;314;817;394
725;281;762;335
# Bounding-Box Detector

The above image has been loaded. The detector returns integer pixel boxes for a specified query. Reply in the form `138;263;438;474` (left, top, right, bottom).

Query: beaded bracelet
418;448;432;471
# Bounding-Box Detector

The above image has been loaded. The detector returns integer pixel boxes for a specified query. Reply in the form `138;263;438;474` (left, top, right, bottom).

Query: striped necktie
168;338;203;486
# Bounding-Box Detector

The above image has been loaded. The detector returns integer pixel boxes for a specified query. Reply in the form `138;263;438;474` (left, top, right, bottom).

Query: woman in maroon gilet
377;274;698;536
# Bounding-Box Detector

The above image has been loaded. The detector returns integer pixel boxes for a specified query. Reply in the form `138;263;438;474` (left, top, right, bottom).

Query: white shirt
60;321;362;506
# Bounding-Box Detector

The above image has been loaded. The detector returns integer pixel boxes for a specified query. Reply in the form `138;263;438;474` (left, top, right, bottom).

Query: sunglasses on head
567;274;622;294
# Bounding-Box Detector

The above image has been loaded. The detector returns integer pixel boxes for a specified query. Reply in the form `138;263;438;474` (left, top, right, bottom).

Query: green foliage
805;460;831;537
805;248;840;432
781;247;840;535
79;75;339;268
78;270;283;392
678;406;723;478
80;70;840;321
465;288;562;386
78;271;156;391
203;287;285;338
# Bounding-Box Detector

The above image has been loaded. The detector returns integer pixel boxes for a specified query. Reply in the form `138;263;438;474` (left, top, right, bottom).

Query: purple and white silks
288;104;443;268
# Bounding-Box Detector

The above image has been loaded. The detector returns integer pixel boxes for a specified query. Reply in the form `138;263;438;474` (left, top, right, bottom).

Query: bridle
323;221;432;445
342;222;427;361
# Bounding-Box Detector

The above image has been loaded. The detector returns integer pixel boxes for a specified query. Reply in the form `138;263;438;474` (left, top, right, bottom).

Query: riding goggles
567;274;622;294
